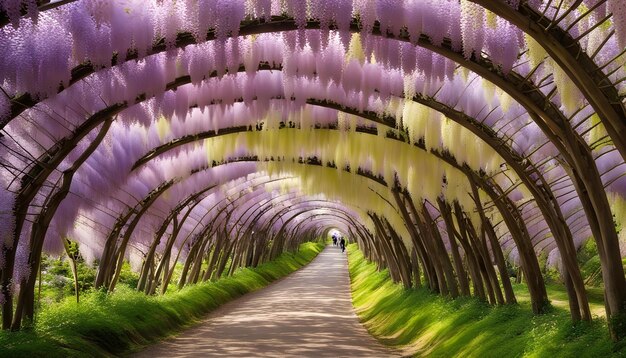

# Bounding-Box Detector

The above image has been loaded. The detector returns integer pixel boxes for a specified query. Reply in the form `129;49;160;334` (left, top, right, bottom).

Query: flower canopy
1;0;625;337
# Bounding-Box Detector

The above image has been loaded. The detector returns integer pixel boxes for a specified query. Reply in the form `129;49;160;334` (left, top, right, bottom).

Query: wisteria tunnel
1;0;626;355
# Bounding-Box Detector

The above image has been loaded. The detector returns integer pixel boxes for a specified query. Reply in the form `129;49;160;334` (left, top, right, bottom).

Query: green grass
347;244;625;357
0;242;324;357
512;282;607;318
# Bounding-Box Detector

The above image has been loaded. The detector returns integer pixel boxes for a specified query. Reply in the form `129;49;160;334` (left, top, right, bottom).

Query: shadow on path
134;245;398;357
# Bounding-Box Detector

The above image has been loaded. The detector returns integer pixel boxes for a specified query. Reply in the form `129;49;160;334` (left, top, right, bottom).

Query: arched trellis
93;161;371;299
1;1;624;340
118;72;592;320
126;112;594;321
123;122;549;312
0;78;600;330
157;177;378;289
2;32;608;296
0;28;600;260
469;1;626;161
136;182;219;294
111;70;586;260
170;173;294;289
0;80;604;328
96;124;508;298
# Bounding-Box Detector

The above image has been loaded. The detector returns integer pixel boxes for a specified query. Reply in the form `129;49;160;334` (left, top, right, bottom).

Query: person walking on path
340;237;346;253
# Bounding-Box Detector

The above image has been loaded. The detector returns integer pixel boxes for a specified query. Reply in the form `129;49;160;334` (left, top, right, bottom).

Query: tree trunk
483;217;516;304
453;205;486;301
421;202;459;298
437;198;471;296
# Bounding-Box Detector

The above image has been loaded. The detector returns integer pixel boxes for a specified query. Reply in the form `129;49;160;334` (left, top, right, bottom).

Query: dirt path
134;245;397;357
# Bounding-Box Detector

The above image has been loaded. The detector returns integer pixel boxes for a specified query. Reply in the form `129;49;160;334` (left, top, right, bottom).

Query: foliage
37;255;96;306
577;238;612;287
34;254;141;309
537;251;563;285
116;262;140;289
347;244;623;357
578;239;599;265
577;237;626;289
0;242;323;357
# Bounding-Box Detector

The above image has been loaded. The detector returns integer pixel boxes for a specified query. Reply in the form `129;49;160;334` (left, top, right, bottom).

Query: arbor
1;0;625;339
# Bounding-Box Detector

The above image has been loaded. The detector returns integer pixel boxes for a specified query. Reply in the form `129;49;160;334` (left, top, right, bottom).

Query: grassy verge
0;242;324;357
512;282;607;318
347;244;624;357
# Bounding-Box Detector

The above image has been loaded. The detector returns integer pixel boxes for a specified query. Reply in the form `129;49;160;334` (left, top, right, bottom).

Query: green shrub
578;239;598;266
34;255;95;307
116;262;140;289
581;255;603;286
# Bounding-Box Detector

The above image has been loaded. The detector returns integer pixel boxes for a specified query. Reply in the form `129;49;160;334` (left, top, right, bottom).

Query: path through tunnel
135;245;396;357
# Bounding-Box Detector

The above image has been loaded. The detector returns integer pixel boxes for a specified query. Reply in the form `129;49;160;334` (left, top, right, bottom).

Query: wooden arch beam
470;0;626;161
